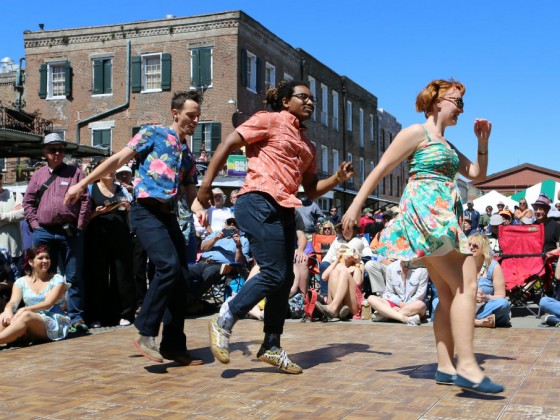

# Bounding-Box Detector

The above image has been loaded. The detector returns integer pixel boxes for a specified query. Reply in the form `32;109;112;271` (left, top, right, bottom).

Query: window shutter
131;56;142;93
191;49;200;88
104;59;112;94
39;64;47;99
256;57;263;93
192;125;203;154
161;53;171;91
209;122;221;152
64;61;72;97
93;129;102;146
200;48;212;88
240;49;247;87
92;60;103;95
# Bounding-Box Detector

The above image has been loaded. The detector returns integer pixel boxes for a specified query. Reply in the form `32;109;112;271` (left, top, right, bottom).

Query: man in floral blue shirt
66;91;203;366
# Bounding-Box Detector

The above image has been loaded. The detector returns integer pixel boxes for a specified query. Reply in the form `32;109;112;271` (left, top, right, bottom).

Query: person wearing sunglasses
23;132;91;335
513;199;534;224
468;234;510;328
342;79;504;394
195;80;354;374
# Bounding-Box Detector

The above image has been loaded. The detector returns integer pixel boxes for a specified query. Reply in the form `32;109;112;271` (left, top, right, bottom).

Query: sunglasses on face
292;93;318;104
46;147;65;154
441;96;464;111
468;243;479;249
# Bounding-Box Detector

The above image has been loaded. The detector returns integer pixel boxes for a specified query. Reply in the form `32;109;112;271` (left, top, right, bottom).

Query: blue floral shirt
127;125;197;201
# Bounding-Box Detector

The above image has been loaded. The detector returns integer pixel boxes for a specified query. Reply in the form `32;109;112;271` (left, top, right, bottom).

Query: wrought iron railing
0;105;52;135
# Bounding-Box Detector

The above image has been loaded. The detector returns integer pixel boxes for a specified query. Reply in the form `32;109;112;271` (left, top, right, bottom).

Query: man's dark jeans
229;193;296;335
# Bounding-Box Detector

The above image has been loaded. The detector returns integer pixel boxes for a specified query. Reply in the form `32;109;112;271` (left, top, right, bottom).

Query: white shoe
406;314;421;326
119;319;131;326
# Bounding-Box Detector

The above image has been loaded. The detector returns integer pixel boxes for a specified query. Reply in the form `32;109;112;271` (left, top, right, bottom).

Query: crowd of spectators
1;134;560;349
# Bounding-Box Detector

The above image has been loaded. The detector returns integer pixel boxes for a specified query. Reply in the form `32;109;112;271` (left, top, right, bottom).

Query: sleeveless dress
14;274;71;341
377;126;470;266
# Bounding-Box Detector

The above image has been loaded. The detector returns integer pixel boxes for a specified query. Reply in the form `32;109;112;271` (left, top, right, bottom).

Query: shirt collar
279;110;307;132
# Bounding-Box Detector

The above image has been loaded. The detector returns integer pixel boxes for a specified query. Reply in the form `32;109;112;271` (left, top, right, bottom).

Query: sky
2;0;559;177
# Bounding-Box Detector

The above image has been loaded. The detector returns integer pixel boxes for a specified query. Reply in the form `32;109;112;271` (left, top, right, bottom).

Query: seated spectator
0;246;70;344
318;220;336;236
462;217;477;237
187;217;250;301
322;223;386;297
469;233;511;328
540;281;560;326
327;206;340;225
316;238;365;320
0;172;25;272
0;248;19;311
367;260;428;326
359;207;375;234
495;201;505;214
207;188;233;234
513;198;533;224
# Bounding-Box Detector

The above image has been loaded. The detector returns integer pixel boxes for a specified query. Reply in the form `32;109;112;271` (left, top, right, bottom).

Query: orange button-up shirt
236;110;317;208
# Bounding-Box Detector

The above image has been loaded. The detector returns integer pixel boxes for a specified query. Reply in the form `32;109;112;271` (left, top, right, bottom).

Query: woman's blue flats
435;370;457;385
455;374;505;394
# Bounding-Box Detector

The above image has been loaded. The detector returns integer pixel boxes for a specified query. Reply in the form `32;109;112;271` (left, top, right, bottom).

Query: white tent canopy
467;190;518;214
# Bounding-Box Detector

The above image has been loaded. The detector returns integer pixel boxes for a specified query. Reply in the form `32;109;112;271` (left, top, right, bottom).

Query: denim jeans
476;298;511;326
129;203;188;352
540;296;560;317
229;193;296;335
33;226;84;323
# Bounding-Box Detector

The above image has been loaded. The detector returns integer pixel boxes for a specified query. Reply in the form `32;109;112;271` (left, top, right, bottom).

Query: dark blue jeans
33;226;84;323
229;193;296;335
129;203;188;352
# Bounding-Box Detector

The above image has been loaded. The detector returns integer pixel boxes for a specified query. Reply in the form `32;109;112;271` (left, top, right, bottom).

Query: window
359;158;365;184
346;100;352;131
347;153;353;182
321;146;328;174
332;91;339;131
283;72;293;82
359;108;364;147
246;51;257;92
369;160;374;172
92;58;112;95
308;76;316;121
332;149;339;173
320;83;328;126
191;47;212;89
192;121;222;155
131;53;171;93
39;61;72;99
0;158;6;172
265;62;276;87
370;114;374;142
92;128;112;152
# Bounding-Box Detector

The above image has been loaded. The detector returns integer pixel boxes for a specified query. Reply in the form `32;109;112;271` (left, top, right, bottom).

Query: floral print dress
14;274;70;341
377;127;470;266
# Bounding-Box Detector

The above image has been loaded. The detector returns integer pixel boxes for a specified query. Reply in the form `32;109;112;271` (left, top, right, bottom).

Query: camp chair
203;262;248;306
498;224;554;317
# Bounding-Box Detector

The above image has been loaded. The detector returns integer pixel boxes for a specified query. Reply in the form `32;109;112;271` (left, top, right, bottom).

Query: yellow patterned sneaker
208;318;231;364
257;346;303;374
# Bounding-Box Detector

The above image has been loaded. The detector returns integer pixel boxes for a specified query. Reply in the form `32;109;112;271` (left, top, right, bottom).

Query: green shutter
131;56;141;93
191;49;200;87
209;122;221;152
104;59;112;94
93;129;101;146
161;53;171;91
256;57;263;93
64;61;72;97
92;60;103;95
240;49;247;87
39;64;47;99
200;48;212;88
192;125;203;154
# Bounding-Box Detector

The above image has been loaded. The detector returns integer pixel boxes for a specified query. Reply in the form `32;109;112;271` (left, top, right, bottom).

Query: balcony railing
0;105;52;135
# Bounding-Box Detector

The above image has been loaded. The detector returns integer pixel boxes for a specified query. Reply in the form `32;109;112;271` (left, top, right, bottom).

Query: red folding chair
307;234;336;289
498;224;554;317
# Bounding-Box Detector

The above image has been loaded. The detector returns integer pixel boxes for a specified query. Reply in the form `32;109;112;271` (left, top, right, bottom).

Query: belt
201;258;220;265
136;198;176;214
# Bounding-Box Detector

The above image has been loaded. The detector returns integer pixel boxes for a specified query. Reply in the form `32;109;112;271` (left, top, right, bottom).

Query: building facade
20;10;406;209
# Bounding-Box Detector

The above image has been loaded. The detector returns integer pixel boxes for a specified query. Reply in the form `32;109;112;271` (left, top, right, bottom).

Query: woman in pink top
196;80;353;374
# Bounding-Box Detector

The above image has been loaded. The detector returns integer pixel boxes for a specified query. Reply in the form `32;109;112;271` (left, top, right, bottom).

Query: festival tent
510;179;560;207
468;190;518;214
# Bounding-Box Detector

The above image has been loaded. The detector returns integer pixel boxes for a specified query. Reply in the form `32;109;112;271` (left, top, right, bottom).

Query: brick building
20;10;406;210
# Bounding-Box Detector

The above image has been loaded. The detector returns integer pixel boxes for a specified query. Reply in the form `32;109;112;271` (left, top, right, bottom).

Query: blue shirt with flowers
127;125;197;201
